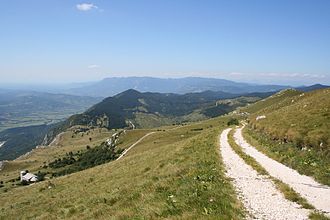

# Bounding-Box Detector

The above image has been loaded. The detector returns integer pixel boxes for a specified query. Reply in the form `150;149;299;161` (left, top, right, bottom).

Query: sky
0;0;330;86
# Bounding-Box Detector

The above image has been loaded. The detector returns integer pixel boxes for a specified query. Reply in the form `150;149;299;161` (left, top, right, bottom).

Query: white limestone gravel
116;132;155;161
234;126;330;216
220;128;309;220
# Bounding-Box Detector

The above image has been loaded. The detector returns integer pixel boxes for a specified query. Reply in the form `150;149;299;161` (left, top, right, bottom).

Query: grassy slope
239;88;330;186
247;88;330;149
243;127;330;186
133;112;175;128
0;117;244;219
242;89;301;114
0;128;152;188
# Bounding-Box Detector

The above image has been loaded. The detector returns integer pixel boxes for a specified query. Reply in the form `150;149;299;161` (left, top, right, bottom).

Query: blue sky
0;0;330;85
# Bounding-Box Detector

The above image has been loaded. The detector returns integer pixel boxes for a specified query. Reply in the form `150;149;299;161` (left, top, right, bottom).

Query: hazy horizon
0;75;328;89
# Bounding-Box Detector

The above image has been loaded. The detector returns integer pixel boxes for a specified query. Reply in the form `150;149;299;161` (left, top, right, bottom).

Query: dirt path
220;128;309;220
0;141;5;148
49;132;65;146
0;161;4;171
234;126;330;216
116;132;155;161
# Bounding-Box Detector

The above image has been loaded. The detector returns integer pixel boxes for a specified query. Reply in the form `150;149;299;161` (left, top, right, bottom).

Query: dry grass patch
0;117;245;219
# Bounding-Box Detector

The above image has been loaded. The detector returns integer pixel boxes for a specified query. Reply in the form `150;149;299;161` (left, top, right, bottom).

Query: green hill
242;88;330;185
242;89;302;114
0;89;267;161
0;116;245;219
65;89;241;129
246;88;330;149
44;89;264;145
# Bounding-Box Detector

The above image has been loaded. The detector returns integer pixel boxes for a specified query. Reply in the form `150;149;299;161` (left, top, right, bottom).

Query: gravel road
220;128;309;220
116;132;155;161
234;126;330;216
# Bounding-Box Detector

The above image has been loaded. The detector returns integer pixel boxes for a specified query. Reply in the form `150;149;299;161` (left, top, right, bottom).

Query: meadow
0;116;245;219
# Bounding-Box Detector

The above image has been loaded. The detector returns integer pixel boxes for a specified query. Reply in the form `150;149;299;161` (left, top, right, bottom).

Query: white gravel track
220;128;309;220
234;126;330;216
116;132;155;161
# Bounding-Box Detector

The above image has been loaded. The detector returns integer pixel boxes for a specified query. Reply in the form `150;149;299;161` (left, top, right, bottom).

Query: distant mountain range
295;84;330;92
64;77;329;97
2;77;328;98
64;77;287;97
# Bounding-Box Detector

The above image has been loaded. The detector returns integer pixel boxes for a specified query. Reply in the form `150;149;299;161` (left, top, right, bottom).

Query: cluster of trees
202;104;233;118
49;151;80;169
48;142;124;177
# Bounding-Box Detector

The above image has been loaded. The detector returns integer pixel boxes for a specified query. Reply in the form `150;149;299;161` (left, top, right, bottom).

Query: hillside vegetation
0;116;245;219
243;89;302;114
56;89;262;133
0;127;116;185
241;88;330;185
246;88;330;150
0;89;263;160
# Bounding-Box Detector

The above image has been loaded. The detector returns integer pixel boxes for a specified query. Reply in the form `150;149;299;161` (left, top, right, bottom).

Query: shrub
48;141;124;177
37;171;46;181
191;128;203;131
227;118;239;126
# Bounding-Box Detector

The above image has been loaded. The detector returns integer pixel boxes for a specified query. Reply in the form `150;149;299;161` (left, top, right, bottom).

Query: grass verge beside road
228;129;314;210
243;127;330;186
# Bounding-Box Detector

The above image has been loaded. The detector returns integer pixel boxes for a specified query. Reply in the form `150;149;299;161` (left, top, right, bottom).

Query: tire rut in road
234;126;330;216
220;128;309;220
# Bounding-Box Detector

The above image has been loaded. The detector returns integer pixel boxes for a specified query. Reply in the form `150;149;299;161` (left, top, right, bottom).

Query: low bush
49;142;124;177
227;118;239;126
